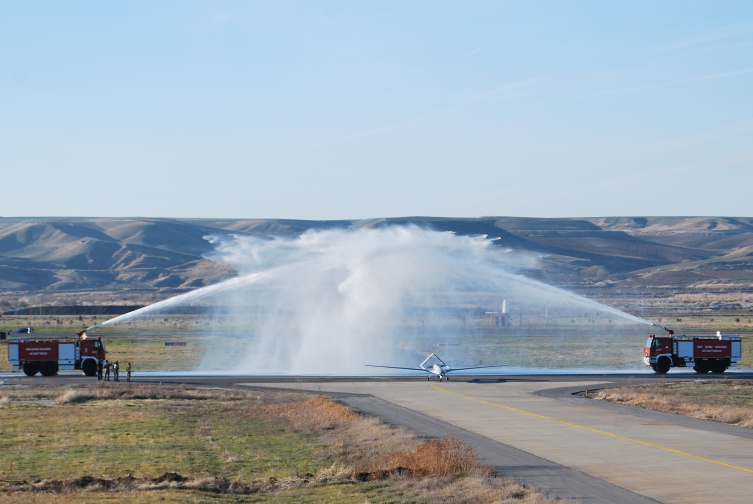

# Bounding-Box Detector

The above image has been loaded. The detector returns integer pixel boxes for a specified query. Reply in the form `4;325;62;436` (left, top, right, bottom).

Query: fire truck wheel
22;362;39;377
82;359;97;377
693;363;709;373
655;357;671;374
39;362;58;377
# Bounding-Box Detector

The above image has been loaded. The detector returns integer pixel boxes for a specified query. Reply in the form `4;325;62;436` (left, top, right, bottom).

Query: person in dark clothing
113;361;119;381
104;360;110;381
97;359;103;381
126;362;132;382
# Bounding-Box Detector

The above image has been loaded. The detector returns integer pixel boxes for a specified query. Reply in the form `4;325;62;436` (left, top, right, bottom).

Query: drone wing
445;365;508;373
366;365;431;373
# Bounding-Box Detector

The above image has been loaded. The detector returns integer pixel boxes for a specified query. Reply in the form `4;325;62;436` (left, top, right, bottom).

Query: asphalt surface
5;371;753;503
537;383;753;441
340;394;659;504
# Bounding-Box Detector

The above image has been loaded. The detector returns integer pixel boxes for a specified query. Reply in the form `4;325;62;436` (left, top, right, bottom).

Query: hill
0;216;751;313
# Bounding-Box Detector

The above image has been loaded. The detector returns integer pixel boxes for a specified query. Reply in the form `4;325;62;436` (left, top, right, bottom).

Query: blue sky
1;1;752;219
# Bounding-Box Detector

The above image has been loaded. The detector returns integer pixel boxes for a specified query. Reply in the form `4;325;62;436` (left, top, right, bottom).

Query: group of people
96;359;131;382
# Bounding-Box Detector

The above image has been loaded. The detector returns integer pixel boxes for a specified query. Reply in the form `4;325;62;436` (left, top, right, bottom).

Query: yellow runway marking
430;385;753;475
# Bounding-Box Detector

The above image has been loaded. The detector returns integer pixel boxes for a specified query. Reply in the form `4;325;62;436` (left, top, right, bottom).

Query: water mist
95;226;652;374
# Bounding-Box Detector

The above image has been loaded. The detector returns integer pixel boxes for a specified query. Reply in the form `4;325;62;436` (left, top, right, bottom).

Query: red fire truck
7;331;106;377
644;329;741;374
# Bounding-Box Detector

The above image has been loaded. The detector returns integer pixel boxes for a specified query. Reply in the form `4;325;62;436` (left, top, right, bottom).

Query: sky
1;1;752;220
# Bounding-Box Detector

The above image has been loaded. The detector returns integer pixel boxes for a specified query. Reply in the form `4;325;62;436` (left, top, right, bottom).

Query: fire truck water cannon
7;332;107;377
651;323;674;336
644;324;741;375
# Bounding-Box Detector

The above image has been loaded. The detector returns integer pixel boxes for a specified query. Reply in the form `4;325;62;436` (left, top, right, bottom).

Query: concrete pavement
241;379;753;504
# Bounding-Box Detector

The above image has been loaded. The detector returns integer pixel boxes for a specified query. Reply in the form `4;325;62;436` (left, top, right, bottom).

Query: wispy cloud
302;77;546;150
659;20;753;53
477;67;753;116
641;119;753;152
464;47;484;57
573;67;753;99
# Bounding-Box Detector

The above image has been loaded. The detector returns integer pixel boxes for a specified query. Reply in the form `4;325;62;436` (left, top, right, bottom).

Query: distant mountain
1;216;751;310
0;218;235;294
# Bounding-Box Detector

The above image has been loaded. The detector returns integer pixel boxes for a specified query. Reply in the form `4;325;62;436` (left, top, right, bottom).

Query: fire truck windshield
91;341;103;350
646;338;653;348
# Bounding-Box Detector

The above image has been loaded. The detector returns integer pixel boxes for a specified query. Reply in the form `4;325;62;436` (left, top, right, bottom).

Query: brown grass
365;436;488;479
54;382;247;405
262;396;358;430
594;381;753;428
396;474;568;504
325;415;418;464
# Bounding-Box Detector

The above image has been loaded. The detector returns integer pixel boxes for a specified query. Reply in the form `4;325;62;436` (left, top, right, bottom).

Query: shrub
392;436;485;478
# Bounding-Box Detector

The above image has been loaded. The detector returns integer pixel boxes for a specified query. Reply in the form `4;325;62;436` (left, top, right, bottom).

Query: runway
6;372;753;503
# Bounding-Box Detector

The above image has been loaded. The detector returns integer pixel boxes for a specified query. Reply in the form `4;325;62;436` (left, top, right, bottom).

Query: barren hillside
0;216;751;313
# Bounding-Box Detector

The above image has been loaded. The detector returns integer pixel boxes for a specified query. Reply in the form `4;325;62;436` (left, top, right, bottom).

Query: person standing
113;361;119;381
104;360;110;381
126;362;132;382
97;359;103;381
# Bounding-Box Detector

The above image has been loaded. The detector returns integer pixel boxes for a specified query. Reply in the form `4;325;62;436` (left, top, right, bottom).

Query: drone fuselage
427;363;449;380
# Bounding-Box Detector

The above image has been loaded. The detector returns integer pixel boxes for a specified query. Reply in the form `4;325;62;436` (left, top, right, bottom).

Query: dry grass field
593;380;753;428
0;384;564;504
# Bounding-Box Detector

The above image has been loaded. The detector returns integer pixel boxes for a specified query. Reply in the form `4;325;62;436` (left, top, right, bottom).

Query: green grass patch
0;385;427;503
0;392;331;481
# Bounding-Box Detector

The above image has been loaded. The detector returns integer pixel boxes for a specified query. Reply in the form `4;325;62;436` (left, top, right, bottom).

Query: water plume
94;226;652;373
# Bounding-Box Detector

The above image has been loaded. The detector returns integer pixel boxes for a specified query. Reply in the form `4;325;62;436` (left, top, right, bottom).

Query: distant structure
486;300;511;327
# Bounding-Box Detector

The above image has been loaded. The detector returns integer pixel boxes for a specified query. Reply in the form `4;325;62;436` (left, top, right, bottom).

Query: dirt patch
5;467;361;495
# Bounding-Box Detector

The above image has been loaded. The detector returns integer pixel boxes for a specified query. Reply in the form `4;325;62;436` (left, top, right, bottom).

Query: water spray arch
93;227;653;374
